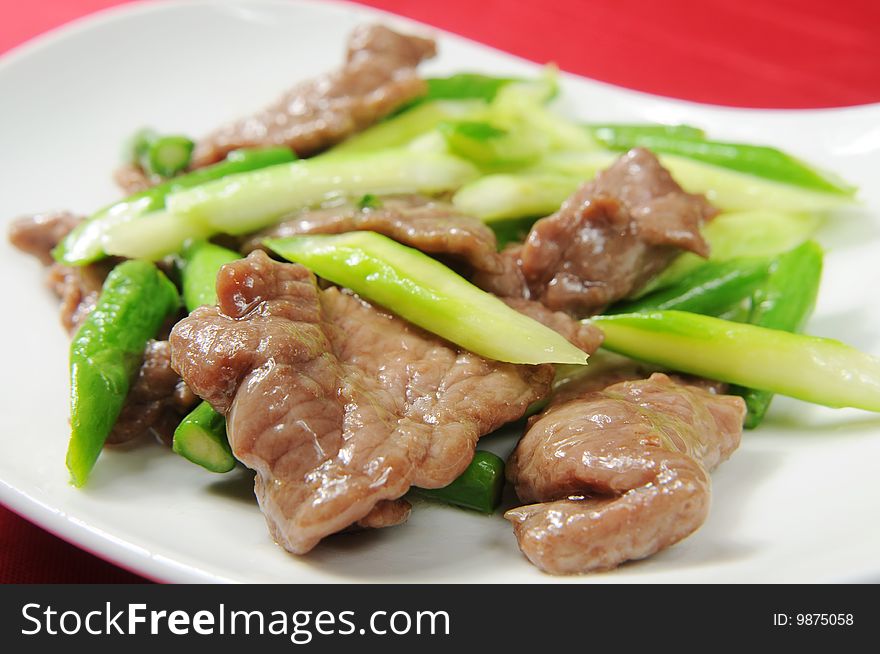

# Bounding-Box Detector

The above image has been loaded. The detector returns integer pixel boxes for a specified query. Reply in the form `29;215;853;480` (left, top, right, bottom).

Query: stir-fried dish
9;24;880;575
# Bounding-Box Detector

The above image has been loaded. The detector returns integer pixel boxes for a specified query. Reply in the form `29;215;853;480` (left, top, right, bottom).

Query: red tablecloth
2;0;878;584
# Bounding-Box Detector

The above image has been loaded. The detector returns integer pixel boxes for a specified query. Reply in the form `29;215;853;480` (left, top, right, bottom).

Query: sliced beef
169;250;551;554
113;163;156;195
246;194;504;274
106;340;199;446
192;24;436;167
505;372;745;574
8;211;81;265
8;212;111;333
354;499;412;530
45;262;110;333
474;244;529;299
476;148;717;316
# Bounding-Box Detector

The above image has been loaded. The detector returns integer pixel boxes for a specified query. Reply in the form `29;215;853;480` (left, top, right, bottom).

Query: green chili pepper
732;241;824;428
171;241;241;472
173;402;234;473
142;135;195;178
593;131;854;196
588;123;706;144
266;231;588;365
643;209;822;295
66;261;180;486
181;240;241;312
592;310;880;412
425;74;521;103
537;151;854;215
54;146;297;266
411;451;506;513
609;257;771;316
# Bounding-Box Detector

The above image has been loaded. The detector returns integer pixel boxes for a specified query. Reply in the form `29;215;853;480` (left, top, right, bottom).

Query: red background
1;0;878;583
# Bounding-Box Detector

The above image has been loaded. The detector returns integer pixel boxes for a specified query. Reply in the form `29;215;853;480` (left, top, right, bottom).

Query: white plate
2;0;880;584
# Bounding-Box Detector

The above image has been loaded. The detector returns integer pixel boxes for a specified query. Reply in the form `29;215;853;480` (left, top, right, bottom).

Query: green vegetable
411;451;505;513
492;75;594;153
424;73;520;103
588;123;706;144
440;120;546;168
128;128;195;177
643;209;822;294
541;151;856;213
66;261;180;486
327;100;485;156
592;130;853;196
266;232;589;365
181;241;241;312
592;310;880;412
662;153;856;211
453;172;582;221
173;402;234;473
55;146;297;265
610;257;771;316
143;135;195;178
732;241;824;428
102;210;212;261
126;127;158;164
166;149;479;237
357;193;382;210
104;149;477;261
172;241;241;472
747;241;823;334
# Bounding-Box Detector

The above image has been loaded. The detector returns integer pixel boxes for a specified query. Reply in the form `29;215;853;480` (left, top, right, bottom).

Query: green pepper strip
172;241;242;472
732;241;824;428
609;257;771;316
66;261;180;486
411;451;506;513
143;135;195;178
397;73;519;113
181;240;242;313
587;123;706;144
592;130;854;196
173;402;234;473
54;146;297;266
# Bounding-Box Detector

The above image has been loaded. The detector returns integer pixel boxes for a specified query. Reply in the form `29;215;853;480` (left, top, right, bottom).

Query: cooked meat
505;372;745;574
45;262;110;333
475;149;717;316
246;194;504;274
502;298;603;354
474;244;529;299
169;250;552;554
191;24;436;166
8;212;111;333
107;340;199;446
355;499;412;530
8;211;81;265
113;163;156;195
